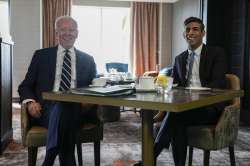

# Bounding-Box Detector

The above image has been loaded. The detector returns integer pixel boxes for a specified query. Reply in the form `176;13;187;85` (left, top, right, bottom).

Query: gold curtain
132;2;159;76
42;0;72;48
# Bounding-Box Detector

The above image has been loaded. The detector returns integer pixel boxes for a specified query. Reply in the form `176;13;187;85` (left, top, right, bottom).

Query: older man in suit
134;17;228;166
18;16;97;166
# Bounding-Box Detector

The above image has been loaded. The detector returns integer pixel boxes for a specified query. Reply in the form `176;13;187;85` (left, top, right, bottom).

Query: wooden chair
21;103;103;166
187;74;241;166
143;66;173;77
143;70;159;77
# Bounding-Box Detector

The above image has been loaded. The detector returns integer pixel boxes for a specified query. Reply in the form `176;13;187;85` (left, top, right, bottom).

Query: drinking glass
156;75;173;94
164;77;173;94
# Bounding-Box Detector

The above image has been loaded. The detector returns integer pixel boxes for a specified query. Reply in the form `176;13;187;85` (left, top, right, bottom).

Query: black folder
70;85;135;96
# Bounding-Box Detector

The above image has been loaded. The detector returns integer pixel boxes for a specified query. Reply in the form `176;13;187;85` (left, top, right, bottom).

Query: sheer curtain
132;2;159;76
43;0;72;48
72;6;131;74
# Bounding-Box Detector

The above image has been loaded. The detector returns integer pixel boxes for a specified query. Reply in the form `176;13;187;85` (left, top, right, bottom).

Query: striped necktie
186;52;195;86
59;50;71;91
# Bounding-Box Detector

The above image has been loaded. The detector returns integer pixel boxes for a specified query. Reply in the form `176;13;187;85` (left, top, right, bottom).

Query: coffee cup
91;78;107;87
125;72;133;80
138;76;155;89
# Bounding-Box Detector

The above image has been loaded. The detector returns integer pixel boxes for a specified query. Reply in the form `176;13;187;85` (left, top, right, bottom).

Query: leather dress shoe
133;161;143;166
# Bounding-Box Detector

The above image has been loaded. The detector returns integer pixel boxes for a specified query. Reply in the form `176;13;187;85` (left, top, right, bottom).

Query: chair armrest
153;111;165;123
96;105;103;122
21;103;31;146
215;103;240;145
143;71;159;77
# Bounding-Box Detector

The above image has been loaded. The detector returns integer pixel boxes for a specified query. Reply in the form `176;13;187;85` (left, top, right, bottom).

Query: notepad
70;85;135;96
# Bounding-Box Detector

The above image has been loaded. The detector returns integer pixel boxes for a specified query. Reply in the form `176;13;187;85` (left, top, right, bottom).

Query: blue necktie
59;50;71;91
187;52;195;86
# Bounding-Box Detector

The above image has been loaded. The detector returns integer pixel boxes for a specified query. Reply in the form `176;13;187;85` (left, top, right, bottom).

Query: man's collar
58;45;74;53
188;44;203;56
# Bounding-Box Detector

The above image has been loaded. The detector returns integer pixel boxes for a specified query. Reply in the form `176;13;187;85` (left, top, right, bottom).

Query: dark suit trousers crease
58;103;99;166
40;102;81;166
154;105;223;166
58;102;82;166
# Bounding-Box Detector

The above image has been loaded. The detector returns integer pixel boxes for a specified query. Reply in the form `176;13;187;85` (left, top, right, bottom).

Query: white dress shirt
186;44;203;87
23;45;77;104
53;45;76;91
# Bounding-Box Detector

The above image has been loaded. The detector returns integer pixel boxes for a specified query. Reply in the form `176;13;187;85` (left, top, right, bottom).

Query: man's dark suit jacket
172;44;228;89
18;46;97;124
154;45;228;162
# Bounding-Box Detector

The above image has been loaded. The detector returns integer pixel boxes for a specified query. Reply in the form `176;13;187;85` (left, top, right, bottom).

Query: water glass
156;76;173;94
164;77;173;94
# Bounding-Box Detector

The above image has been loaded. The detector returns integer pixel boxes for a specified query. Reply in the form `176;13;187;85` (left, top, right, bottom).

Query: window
72;5;131;74
0;1;10;39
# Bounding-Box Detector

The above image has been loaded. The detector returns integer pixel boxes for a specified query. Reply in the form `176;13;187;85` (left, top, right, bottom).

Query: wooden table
43;88;243;166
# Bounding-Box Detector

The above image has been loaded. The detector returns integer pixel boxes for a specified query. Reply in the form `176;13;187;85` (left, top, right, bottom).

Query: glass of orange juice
156;74;173;94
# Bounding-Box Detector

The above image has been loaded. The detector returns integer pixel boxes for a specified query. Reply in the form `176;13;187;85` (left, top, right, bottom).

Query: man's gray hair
54;16;78;30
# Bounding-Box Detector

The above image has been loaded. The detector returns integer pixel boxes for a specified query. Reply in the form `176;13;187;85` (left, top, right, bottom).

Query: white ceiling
107;0;179;3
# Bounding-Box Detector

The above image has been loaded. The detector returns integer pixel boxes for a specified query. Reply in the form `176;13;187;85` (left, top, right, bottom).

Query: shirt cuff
22;99;36;104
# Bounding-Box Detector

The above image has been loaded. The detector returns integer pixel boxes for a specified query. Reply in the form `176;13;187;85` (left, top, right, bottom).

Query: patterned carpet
0;106;250;166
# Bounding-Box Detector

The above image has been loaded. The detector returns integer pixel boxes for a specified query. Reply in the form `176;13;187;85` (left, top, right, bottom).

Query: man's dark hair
184;17;205;31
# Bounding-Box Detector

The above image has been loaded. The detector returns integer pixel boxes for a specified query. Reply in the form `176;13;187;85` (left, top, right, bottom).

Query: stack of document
70;85;135;96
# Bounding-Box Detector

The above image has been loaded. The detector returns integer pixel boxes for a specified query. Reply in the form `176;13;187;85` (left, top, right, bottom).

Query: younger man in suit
134;17;228;166
156;16;228;166
18;16;97;166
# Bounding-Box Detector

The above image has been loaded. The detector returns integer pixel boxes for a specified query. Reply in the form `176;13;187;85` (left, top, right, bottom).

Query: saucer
185;87;211;91
89;84;105;87
135;87;156;92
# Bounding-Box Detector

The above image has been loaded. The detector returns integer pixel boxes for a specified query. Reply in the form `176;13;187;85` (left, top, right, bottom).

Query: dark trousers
154;105;223;166
38;102;98;166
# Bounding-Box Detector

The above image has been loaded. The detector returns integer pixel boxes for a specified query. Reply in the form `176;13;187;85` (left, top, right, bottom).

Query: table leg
142;110;155;166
